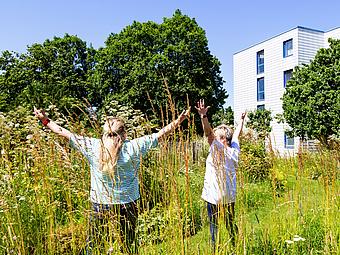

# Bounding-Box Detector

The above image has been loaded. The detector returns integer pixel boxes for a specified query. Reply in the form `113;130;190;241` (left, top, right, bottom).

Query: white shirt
201;138;240;204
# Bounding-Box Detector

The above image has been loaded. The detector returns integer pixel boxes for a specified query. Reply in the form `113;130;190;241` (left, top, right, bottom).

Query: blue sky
1;0;340;107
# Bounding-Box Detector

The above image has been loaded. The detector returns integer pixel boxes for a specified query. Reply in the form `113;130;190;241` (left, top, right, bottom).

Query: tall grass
0;108;339;254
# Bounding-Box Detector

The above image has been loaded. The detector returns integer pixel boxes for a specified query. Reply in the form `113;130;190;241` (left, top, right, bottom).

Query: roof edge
325;27;340;33
234;26;326;55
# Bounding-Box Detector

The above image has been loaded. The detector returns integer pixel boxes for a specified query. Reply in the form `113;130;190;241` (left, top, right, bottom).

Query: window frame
257;104;265;110
257;77;265;102
284;132;294;149
284;69;293;88
257;50;264;74
283;39;293;58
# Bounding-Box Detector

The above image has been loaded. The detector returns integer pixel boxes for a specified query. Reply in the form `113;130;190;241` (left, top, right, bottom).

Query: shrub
239;132;273;182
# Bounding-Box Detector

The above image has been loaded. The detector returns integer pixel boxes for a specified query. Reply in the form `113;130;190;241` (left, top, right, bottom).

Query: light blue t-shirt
70;133;158;204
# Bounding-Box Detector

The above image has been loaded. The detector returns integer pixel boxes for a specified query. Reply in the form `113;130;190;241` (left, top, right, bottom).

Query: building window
257;104;265;110
257;78;265;101
284;132;294;149
257;50;264;74
283;39;293;58
284;69;293;88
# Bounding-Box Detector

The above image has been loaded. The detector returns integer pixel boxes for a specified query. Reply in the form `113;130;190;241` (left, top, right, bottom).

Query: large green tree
91;10;227;122
282;39;340;146
211;106;234;127
0;34;95;113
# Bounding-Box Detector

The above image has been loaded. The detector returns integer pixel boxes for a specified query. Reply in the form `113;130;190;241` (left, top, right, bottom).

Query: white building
233;26;340;155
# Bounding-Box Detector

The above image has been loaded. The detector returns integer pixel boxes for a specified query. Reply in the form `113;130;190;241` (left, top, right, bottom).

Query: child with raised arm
195;99;245;251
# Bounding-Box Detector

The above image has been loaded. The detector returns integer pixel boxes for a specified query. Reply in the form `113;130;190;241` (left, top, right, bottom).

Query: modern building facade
233;26;340;155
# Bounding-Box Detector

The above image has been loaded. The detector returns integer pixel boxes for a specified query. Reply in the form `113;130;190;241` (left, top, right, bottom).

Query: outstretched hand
33;106;72;139
33;107;47;121
195;99;210;117
241;112;246;120
178;108;191;123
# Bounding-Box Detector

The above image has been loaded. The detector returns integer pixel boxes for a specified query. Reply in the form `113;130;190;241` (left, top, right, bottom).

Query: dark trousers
207;202;238;249
85;201;138;254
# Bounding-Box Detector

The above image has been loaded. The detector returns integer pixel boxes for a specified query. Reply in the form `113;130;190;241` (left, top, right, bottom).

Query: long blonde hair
100;117;126;177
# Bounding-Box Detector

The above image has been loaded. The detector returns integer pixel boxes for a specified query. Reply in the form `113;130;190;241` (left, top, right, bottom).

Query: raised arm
195;99;214;145
34;107;72;140
232;112;246;141
157;109;190;142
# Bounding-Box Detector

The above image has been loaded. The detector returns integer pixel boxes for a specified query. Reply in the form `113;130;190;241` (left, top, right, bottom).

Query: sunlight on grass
0;108;339;254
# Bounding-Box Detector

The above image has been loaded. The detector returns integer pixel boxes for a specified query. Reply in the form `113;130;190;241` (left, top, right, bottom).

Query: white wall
298;28;324;65
324;27;340;46
233;26;334;155
234;28;299;154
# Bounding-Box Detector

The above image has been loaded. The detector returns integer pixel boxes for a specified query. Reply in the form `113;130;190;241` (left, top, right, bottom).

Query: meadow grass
0;113;339;254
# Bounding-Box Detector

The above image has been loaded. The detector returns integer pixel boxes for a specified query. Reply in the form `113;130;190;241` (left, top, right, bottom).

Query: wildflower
3;175;10;182
107;247;114;254
285;240;294;244
18;196;26;201
15;123;20;128
293;235;305;242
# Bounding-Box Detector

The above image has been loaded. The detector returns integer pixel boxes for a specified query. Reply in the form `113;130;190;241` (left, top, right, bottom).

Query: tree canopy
0;10;227;128
91;10;227;121
0;34;95;113
282;38;340;145
211;106;234;127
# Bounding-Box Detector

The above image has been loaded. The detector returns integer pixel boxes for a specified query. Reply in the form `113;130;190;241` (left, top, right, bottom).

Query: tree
0;34;96;113
0;51;22;111
92;10;227;124
282;39;340;146
246;108;272;140
211;106;234;127
242;108;273;181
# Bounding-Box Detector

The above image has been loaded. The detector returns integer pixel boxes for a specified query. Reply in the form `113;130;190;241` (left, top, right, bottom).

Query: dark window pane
284;69;293;87
283;39;293;58
257;78;265;101
257;50;264;74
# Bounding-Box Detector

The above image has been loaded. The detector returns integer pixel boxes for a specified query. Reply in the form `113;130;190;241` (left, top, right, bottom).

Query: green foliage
298;149;340;182
211;106;234;127
240;182;272;211
239;133;273;182
99;99;158;139
138;145;205;241
1;18;339;255
137;203;172;246
0;34;96;114
246;108;272;139
300;214;325;252
137;200;203;247
282;38;340;146
0;107;88;254
0;10;227;133
1;113;339;254
269;165;288;196
241;109;273;181
92;10;227;125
